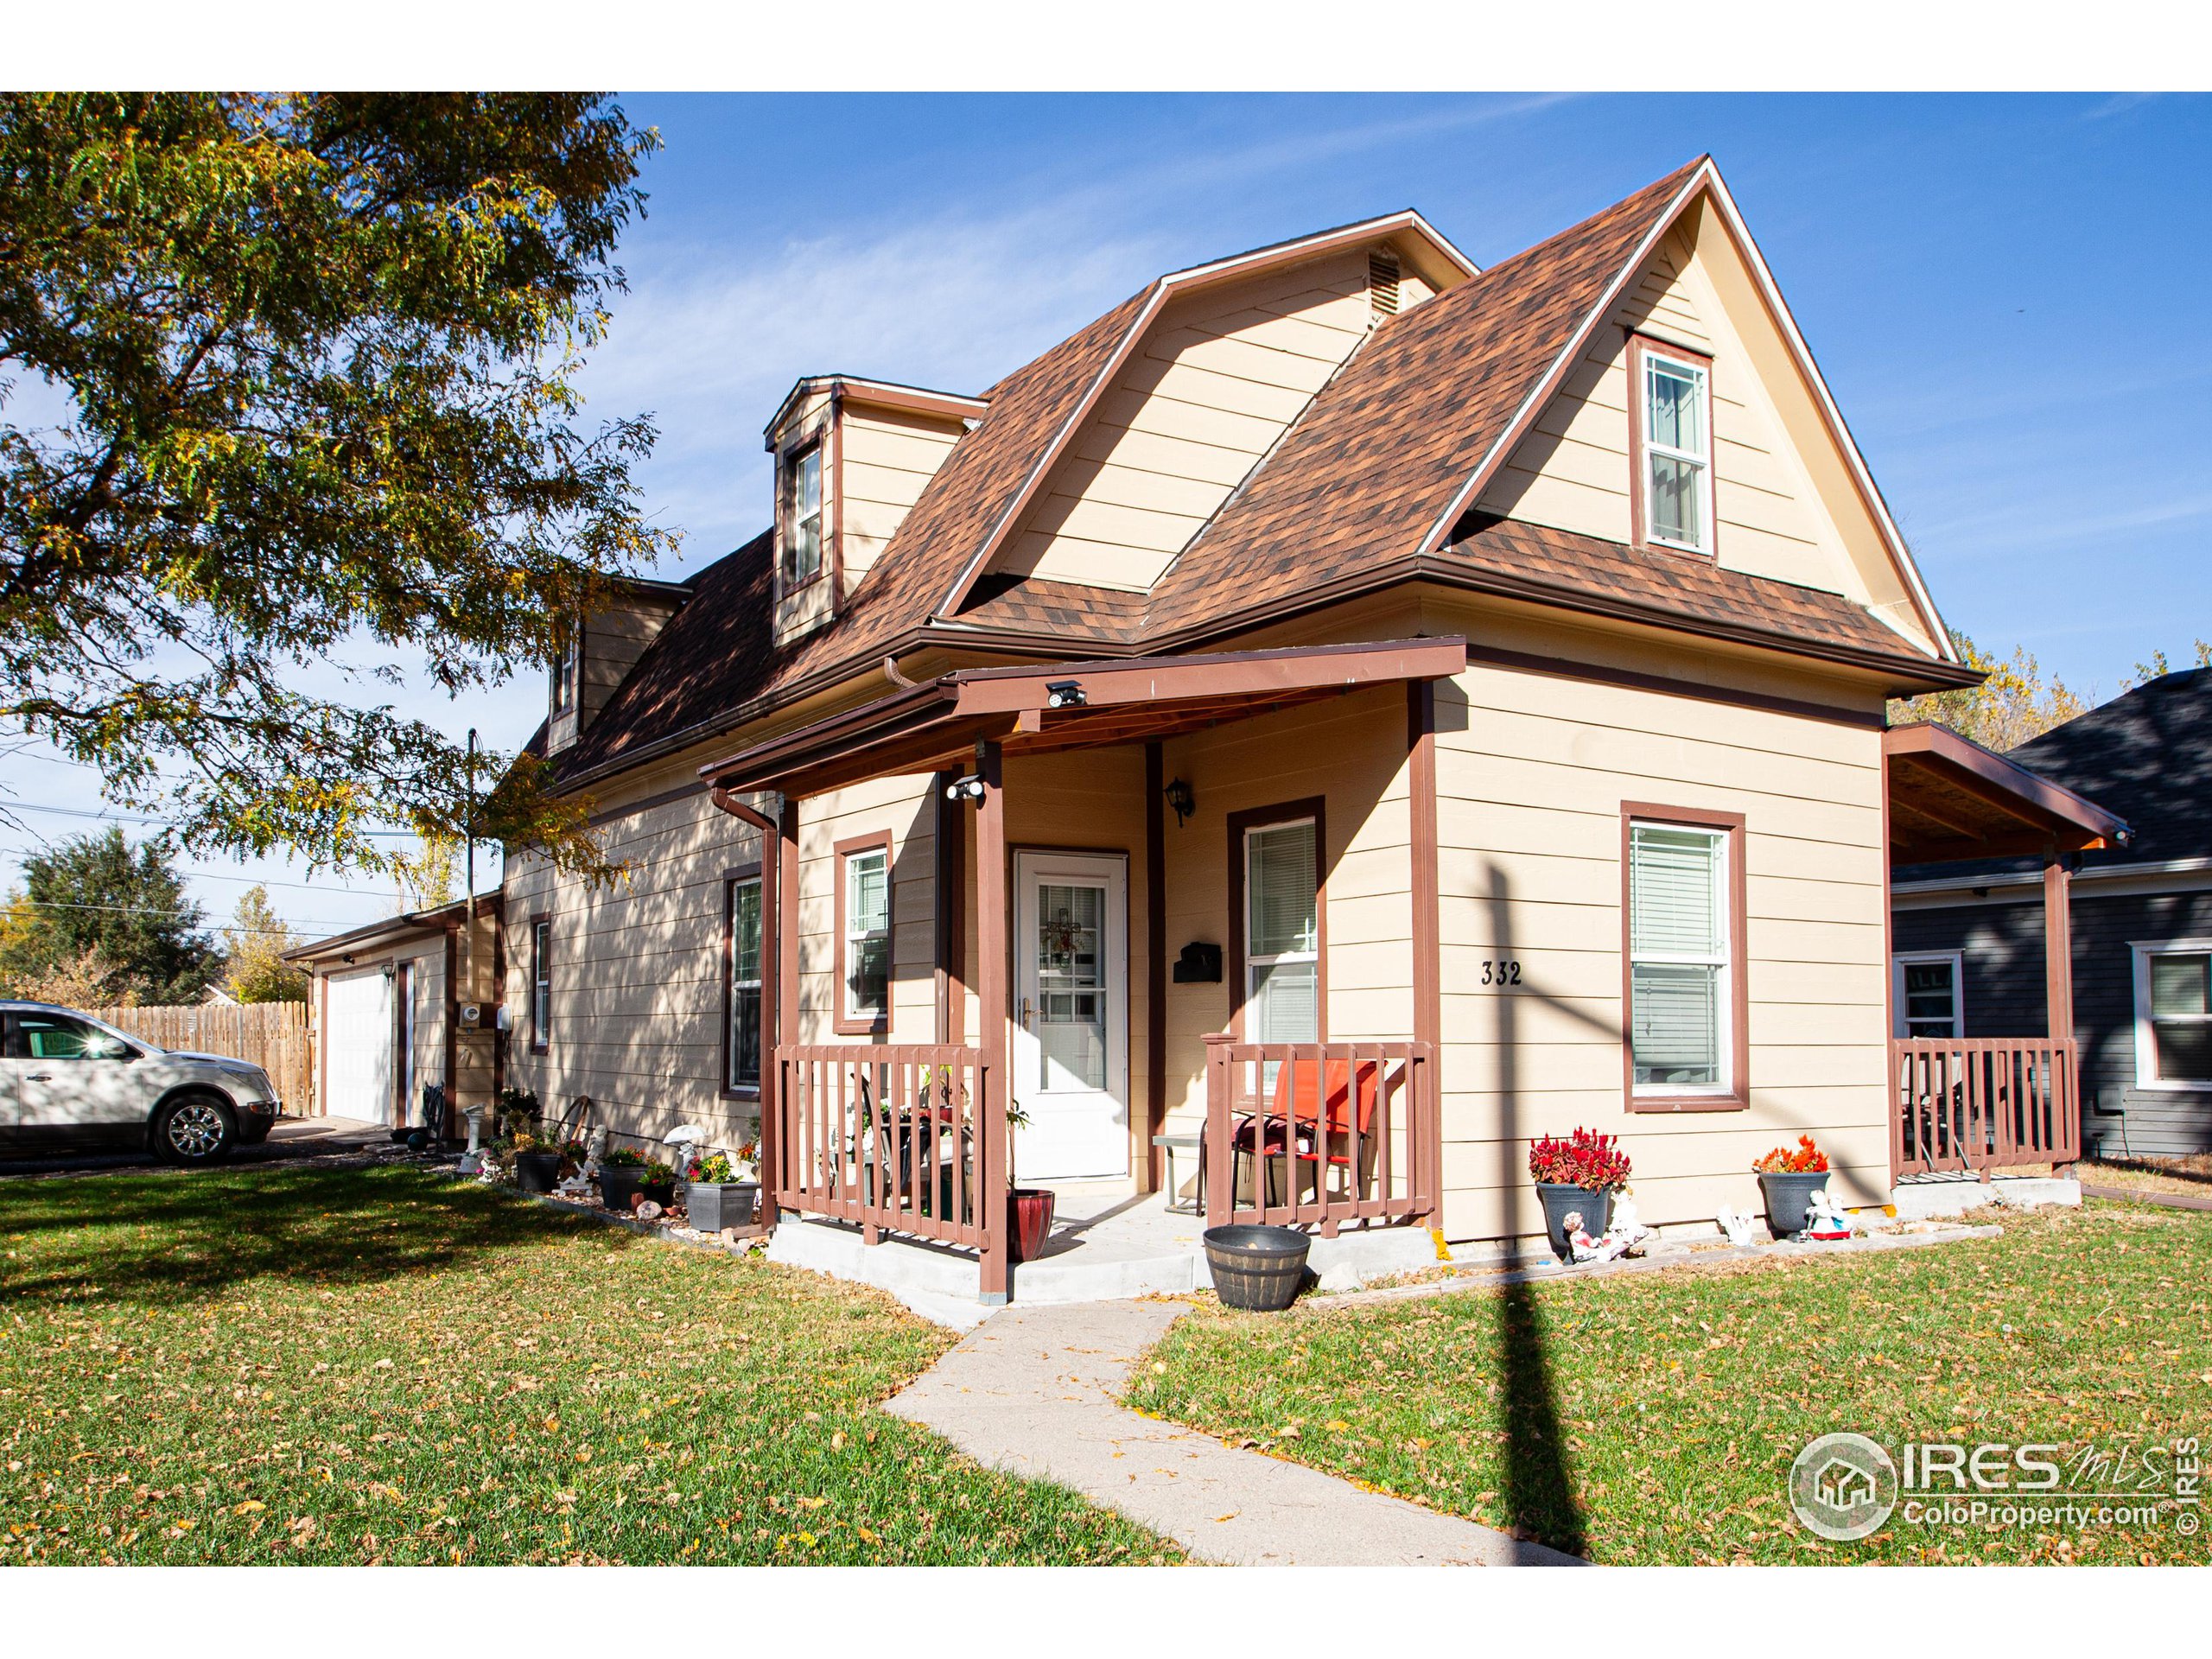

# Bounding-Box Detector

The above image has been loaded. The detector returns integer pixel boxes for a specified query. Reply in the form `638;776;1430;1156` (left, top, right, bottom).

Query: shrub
1528;1128;1632;1192
600;1147;645;1168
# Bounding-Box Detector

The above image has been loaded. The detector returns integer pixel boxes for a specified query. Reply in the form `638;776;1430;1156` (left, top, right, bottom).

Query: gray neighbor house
1892;667;2212;1157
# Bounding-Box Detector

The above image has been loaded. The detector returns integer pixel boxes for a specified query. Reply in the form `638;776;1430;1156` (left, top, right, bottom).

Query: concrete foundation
765;1184;1442;1326
1889;1173;2082;1220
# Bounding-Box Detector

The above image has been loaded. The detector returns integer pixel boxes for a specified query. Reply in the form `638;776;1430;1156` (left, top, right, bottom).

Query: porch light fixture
1044;680;1086;708
1163;777;1195;827
944;774;987;803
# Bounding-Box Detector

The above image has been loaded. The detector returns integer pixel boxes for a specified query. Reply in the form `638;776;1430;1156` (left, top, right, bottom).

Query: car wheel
155;1095;236;1166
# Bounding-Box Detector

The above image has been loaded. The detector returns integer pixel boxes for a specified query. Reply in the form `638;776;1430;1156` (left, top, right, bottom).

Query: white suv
1;1001;282;1165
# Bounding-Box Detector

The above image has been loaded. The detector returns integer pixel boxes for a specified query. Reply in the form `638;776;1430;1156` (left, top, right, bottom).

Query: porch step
764;1208;1442;1325
1889;1174;2081;1221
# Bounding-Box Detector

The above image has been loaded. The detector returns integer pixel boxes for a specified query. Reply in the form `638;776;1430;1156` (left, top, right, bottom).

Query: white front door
325;968;393;1124
1012;850;1128;1181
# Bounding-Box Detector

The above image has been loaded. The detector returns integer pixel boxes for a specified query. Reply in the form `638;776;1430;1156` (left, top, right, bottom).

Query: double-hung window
531;918;552;1051
1636;340;1713;555
782;443;823;586
728;876;763;1091
839;842;889;1030
550;622;577;714
1626;816;1739;1103
2133;942;2212;1087
1243;816;1320;1046
1892;953;1964;1039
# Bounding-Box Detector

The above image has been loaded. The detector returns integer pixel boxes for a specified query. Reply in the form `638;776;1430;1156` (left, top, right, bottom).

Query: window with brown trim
779;442;823;588
530;915;552;1052
1227;799;1327;1045
835;833;892;1034
725;872;764;1092
1621;804;1747;1111
1627;335;1716;557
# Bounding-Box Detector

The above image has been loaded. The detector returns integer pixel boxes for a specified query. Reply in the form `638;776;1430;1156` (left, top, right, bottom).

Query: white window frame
781;442;823;588
841;846;890;1027
728;875;763;1094
531;918;552;1049
1638;345;1714;556
550;622;578;714
1628;818;1734;1099
2131;938;2212;1091
1891;951;1965;1040
1243;815;1320;1046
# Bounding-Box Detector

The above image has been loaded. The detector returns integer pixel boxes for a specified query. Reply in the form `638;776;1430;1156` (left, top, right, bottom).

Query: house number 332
1475;959;1522;986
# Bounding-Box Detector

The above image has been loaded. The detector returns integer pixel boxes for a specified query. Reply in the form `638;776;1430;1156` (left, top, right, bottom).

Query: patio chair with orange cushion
1270;1056;1383;1208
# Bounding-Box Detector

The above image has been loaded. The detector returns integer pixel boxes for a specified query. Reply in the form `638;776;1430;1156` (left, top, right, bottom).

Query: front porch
1883;722;2132;1182
706;638;1462;1304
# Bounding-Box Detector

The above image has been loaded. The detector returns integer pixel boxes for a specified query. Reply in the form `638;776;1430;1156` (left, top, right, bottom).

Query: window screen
1629;822;1729;1090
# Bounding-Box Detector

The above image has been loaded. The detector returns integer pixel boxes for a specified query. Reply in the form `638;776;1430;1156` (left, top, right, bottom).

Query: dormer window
782;442;823;587
1630;337;1714;556
550;621;578;714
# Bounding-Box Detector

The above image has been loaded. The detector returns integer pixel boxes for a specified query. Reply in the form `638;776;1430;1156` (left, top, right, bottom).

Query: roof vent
1369;249;1402;321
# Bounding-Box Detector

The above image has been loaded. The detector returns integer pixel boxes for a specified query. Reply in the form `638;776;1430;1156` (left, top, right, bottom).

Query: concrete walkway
2081;1181;2212;1213
885;1299;1580;1567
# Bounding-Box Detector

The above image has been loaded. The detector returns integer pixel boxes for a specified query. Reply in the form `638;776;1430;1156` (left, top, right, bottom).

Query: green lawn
1127;1203;2212;1564
0;1164;1179;1565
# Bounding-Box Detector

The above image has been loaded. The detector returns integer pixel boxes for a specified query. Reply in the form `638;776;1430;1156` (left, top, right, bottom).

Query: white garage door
324;969;393;1124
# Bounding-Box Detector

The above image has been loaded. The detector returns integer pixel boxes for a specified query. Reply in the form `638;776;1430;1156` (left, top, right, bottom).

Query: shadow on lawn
0;1163;626;1309
1484;865;1589;1557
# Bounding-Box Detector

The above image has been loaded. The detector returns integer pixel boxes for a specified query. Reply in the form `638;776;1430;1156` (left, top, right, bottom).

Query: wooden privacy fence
774;1044;999;1254
1203;1036;1441;1236
1891;1036;2079;1179
91;1002;315;1116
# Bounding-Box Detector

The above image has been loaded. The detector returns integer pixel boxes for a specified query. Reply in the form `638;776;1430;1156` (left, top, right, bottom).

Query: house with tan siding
297;156;2126;1301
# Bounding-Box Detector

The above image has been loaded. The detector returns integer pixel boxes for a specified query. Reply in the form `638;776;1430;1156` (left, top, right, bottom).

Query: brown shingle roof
1138;159;1706;637
560;159;1958;785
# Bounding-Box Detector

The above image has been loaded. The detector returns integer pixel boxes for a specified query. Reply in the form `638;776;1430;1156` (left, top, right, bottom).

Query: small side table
1153;1132;1204;1215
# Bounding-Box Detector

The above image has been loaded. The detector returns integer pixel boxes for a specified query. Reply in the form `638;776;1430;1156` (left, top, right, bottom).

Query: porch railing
1202;1037;1440;1236
774;1044;996;1253
1891;1037;2080;1179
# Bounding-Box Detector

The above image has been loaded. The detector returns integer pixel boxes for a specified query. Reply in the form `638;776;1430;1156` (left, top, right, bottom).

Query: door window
1035;881;1106;1090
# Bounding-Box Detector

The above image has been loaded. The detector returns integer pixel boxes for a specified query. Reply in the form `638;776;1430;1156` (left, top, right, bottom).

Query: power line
0;799;428;839
5;897;368;931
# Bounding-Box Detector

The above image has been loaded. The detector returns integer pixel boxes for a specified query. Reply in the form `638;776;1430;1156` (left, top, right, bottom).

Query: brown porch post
1408;678;1443;1226
2044;848;2077;1173
771;794;800;1228
975;741;1011;1304
1144;739;1167;1192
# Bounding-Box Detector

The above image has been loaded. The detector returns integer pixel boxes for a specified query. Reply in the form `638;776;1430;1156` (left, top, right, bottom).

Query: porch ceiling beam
950;636;1466;716
1884;723;2128;850
1892;832;2093;864
1887;776;2010;845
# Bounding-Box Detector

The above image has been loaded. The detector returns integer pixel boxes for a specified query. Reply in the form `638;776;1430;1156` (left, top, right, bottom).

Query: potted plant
1529;1128;1632;1262
637;1159;678;1209
1752;1136;1831;1239
684;1144;760;1232
511;1131;562;1194
596;1146;651;1211
1005;1103;1056;1263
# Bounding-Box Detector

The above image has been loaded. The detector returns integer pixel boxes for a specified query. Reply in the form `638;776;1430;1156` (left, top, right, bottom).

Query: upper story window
550;622;578;715
781;442;823;587
2133;941;2212;1088
1633;338;1714;556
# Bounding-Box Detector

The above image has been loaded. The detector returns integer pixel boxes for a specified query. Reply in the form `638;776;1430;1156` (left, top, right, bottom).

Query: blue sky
5;92;2207;943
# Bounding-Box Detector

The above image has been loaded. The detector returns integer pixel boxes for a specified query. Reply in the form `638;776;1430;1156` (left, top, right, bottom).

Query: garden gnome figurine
1803;1186;1853;1239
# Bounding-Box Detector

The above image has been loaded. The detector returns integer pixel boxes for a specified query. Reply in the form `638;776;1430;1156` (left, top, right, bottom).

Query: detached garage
286;894;504;1134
